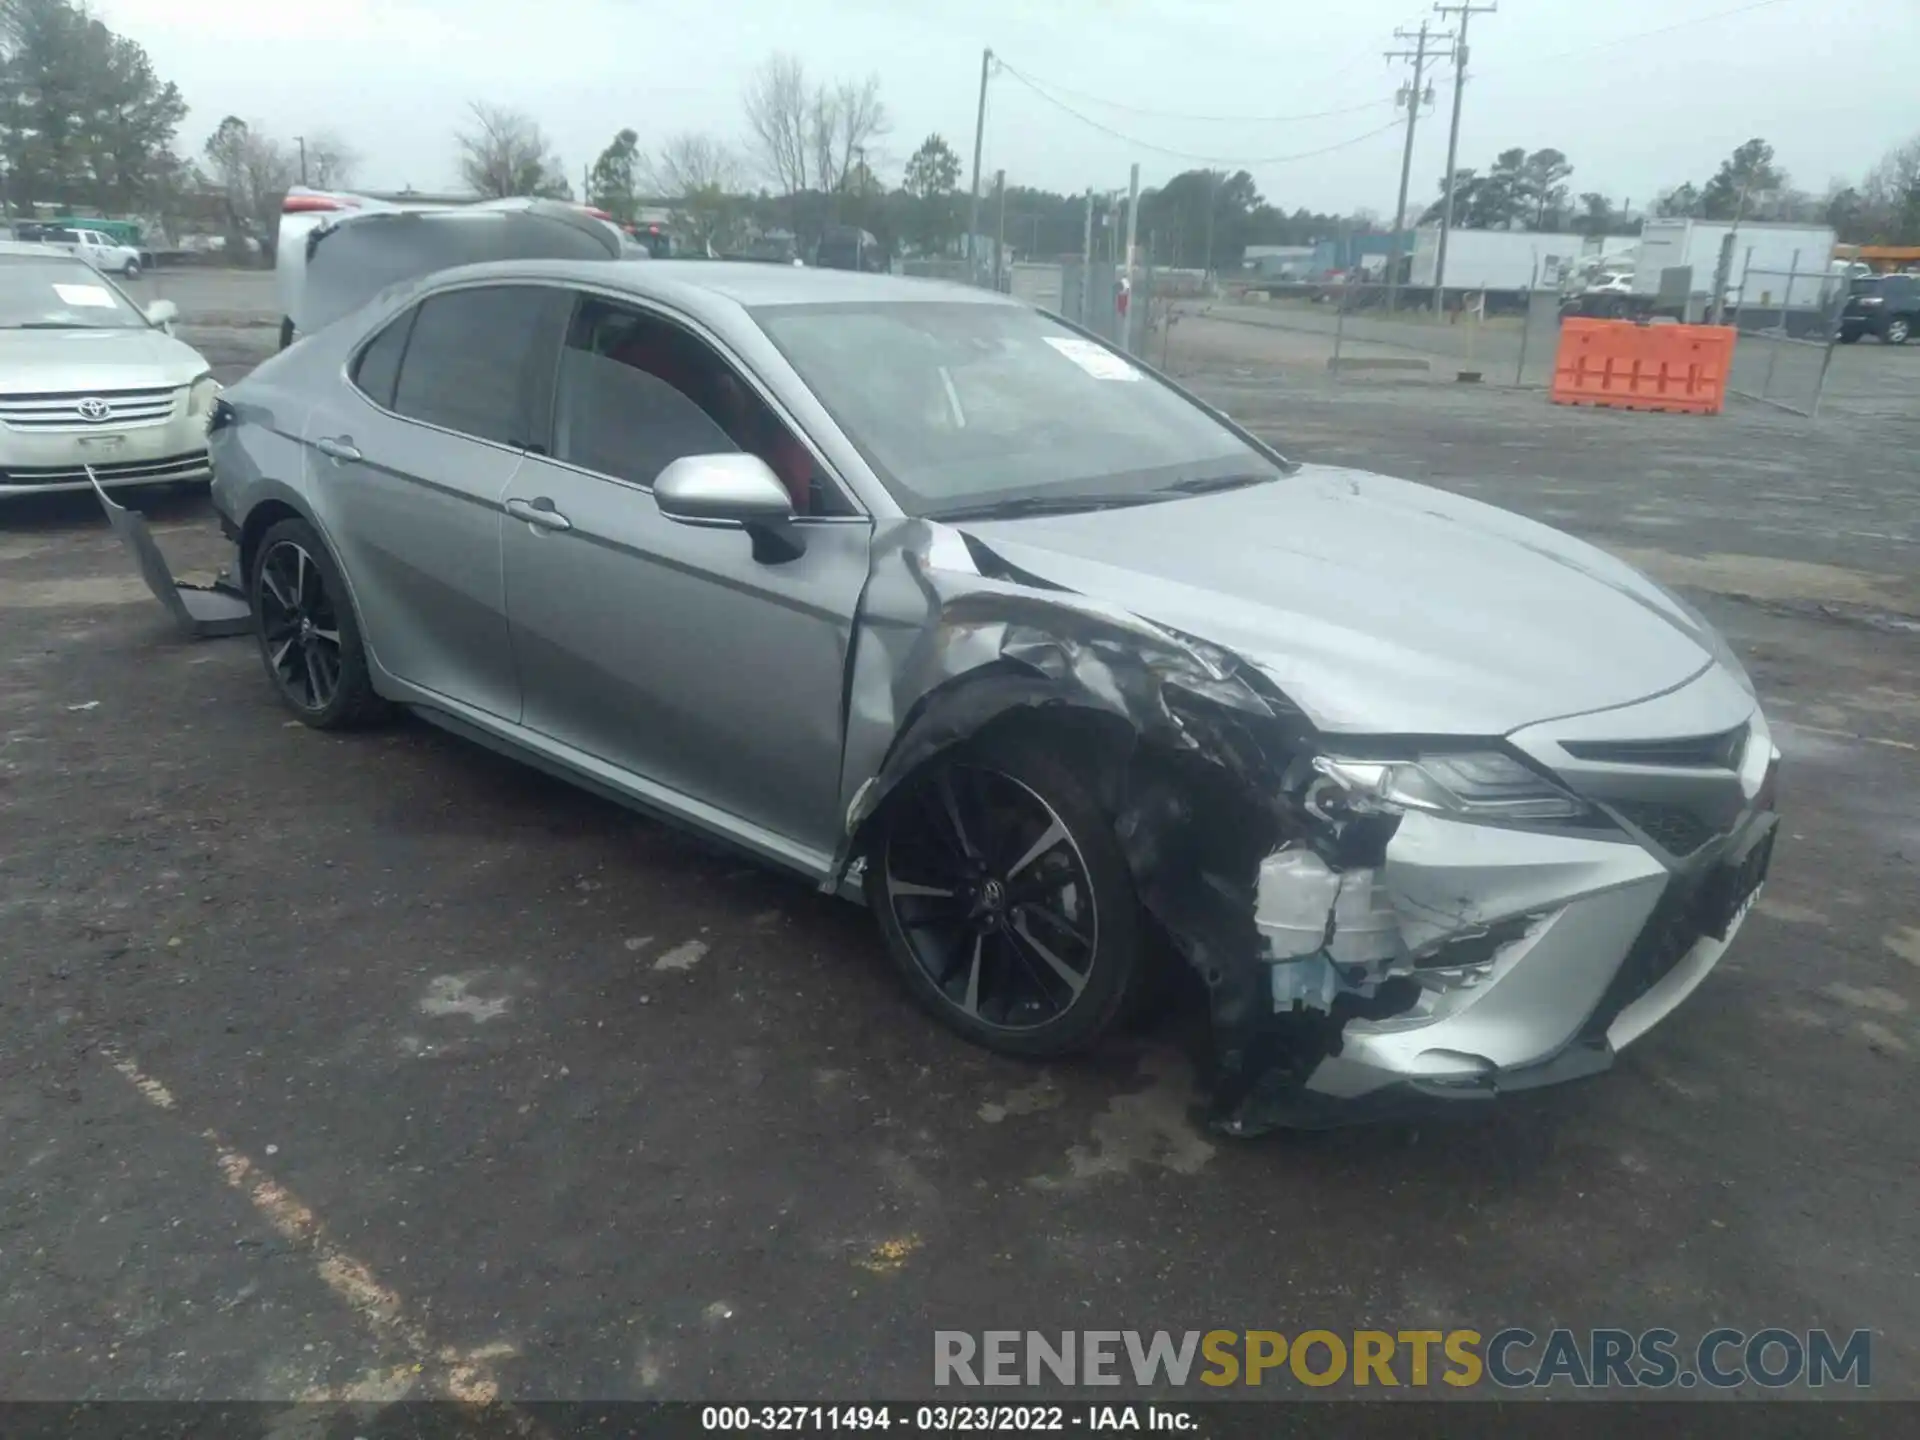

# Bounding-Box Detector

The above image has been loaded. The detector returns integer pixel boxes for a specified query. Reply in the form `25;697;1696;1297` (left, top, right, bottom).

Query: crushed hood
0;326;209;393
957;464;1713;736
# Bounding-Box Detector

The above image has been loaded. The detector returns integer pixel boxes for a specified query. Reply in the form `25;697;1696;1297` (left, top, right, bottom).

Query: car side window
390;285;552;447
350;308;416;410
548;295;855;517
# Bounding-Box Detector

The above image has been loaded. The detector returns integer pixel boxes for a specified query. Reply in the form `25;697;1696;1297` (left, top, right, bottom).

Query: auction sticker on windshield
53;283;117;308
1044;336;1140;381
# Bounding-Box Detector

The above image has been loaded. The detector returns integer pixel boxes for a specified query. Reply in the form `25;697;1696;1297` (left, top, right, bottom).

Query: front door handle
314;435;362;463
505;496;572;531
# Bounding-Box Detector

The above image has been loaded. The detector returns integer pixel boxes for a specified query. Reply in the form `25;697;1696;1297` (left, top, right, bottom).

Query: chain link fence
1725;267;1847;417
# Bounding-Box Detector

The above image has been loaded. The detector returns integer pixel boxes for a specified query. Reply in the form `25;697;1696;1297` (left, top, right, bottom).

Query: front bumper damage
835;521;1781;1135
1229;802;1778;1130
89;469;252;639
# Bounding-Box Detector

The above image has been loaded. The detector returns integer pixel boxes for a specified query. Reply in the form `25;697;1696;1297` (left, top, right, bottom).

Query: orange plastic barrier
1549;318;1736;416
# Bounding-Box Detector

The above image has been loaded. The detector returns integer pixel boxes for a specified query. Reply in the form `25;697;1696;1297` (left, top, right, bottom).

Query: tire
123;259;141;280
250;517;390;729
278;317;296;351
1839;329;1862;345
865;729;1145;1059
1885;316;1911;346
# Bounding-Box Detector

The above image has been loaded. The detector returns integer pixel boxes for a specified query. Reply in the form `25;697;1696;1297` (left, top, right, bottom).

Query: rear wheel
278;317;296;351
250;517;389;729
866;732;1144;1058
1839;328;1862;344
1885;316;1912;346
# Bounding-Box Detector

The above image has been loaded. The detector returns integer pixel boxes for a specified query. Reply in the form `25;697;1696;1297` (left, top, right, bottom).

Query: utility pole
1203;168;1218;285
1384;21;1447;312
1081;187;1095;323
993;169;1007;292
1431;2;1495;313
296;136;308;187
1121;162;1141;352
966;47;993;275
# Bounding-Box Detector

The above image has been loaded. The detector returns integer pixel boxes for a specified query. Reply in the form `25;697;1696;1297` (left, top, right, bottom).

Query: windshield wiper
933;492;1168;522
1157;471;1282;496
15;321;113;329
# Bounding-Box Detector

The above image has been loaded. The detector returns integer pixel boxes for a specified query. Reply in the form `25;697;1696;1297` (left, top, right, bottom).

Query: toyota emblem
76;397;112;422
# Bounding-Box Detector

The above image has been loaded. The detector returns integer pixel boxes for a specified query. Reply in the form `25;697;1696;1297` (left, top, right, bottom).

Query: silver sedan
207;258;1779;1132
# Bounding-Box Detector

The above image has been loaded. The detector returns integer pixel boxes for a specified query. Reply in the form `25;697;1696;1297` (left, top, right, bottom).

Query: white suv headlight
1312;751;1590;822
188;374;221;424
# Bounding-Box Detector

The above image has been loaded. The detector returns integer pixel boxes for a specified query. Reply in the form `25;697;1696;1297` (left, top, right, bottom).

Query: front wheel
1885;317;1911;346
250;517;389;729
866;732;1145;1058
123;259;141;279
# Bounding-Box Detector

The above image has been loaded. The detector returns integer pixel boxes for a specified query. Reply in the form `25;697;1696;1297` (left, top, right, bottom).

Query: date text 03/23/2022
701;1405;1197;1432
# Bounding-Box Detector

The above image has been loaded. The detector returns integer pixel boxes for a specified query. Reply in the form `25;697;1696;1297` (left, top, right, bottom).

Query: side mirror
146;298;178;331
653;453;805;564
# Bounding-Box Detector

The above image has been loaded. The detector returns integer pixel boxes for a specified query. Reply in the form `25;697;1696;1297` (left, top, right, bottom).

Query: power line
996;64;1406;166
1467;0;1800;79
991;63;1397;125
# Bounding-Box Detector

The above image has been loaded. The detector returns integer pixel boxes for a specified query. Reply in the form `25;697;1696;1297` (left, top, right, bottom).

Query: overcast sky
94;0;1918;216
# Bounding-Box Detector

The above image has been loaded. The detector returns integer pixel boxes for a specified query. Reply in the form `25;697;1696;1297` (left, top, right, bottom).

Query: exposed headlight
1312;751;1589;822
188;374;222;425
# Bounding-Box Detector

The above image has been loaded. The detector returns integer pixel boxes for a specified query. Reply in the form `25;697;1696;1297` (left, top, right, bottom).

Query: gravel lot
3;269;1917;1408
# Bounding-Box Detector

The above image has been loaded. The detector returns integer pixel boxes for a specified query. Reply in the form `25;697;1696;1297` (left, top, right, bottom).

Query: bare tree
300;129;358;189
741;54;811;196
643;132;746;254
202;115;297;262
810;75;888;196
642;132;742;198
454;101;571;200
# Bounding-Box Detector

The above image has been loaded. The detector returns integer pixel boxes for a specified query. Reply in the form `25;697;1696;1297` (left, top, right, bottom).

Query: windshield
753;300;1284;518
0;255;147;329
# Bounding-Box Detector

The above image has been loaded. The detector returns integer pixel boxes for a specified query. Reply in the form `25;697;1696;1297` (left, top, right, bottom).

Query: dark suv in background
1839;274;1918;345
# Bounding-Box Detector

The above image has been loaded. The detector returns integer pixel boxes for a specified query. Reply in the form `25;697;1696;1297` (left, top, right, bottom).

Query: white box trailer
1631;219;1836;302
1410;226;1586;292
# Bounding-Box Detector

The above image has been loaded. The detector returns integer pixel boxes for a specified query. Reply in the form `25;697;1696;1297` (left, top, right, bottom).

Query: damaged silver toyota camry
202;252;1779;1132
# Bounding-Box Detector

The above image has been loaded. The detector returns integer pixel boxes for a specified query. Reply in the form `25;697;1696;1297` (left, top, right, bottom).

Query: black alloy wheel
869;738;1143;1057
258;537;342;713
249;516;388;729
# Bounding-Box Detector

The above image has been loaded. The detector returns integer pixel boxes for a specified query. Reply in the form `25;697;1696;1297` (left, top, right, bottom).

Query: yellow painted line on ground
102;1047;532;1417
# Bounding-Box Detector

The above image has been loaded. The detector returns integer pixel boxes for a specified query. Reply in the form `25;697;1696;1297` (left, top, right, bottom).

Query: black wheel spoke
934;768;978;862
1014;900;1092;951
1007;915;1090;999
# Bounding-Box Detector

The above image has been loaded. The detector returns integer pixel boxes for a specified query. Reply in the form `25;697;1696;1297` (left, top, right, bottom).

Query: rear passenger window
390;286;551;447
350;309;414;409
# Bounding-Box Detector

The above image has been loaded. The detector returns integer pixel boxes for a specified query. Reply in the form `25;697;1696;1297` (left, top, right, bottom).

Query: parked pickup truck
21;224;145;278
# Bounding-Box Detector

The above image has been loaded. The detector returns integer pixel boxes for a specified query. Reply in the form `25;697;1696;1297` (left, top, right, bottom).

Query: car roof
412;257;1016;312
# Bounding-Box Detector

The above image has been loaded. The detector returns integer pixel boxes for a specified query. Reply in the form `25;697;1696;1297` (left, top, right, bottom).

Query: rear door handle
314;435;362;463
505;496;572;531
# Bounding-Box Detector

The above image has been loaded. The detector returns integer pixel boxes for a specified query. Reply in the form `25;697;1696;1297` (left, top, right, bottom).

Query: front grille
1584;881;1704;1036
1613;801;1725;858
1561;725;1748;770
0;386;181;428
0;451;209;487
